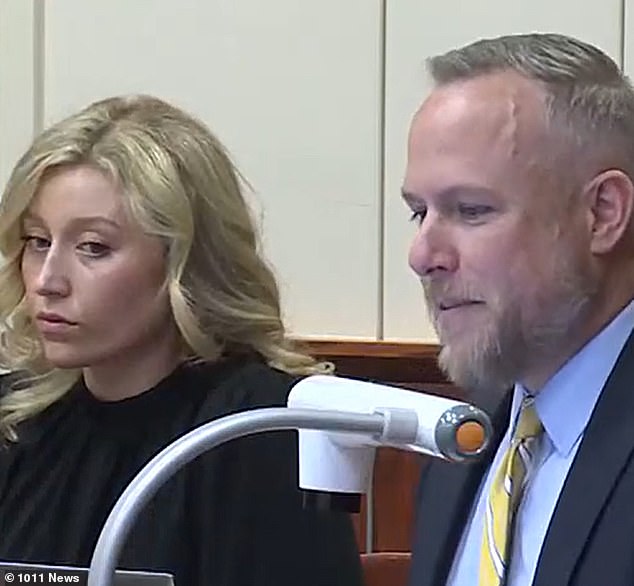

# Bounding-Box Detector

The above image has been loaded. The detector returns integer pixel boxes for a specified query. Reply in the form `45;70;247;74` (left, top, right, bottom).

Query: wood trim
300;340;438;359
360;551;411;586
299;339;449;384
372;449;426;551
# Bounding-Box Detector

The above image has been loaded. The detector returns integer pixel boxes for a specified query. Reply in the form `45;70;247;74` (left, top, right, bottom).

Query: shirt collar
510;299;634;457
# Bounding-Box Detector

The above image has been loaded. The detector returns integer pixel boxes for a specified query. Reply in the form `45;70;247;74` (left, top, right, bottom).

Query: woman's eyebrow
21;213;122;231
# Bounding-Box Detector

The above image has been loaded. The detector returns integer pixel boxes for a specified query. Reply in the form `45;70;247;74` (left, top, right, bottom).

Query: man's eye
21;235;50;251
458;204;493;220
78;242;111;257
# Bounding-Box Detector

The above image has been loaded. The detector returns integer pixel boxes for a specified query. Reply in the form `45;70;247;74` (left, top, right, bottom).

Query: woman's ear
584;169;634;254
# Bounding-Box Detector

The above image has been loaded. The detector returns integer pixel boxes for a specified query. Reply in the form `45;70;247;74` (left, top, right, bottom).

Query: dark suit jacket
408;330;634;586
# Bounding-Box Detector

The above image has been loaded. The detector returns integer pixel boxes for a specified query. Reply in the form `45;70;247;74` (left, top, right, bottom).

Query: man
404;33;634;586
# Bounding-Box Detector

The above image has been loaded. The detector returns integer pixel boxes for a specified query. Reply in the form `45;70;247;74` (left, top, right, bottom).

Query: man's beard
423;251;598;397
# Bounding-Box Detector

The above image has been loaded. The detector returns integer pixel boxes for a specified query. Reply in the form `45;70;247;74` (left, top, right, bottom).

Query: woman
0;95;363;586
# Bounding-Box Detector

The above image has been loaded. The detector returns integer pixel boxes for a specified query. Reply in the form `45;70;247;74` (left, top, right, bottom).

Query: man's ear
584;169;634;254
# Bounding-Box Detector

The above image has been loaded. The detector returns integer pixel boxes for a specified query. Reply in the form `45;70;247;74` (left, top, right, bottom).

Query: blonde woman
0;95;363;586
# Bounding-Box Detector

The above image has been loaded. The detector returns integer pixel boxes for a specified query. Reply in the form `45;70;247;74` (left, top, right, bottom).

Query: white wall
383;0;623;341
0;1;626;341
0;0;40;189
2;0;383;340
624;0;634;80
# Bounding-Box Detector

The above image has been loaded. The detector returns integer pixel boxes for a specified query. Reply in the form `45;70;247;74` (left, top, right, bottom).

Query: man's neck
521;290;634;393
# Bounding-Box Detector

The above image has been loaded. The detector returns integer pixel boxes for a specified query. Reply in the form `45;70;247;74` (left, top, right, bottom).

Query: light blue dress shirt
446;299;634;586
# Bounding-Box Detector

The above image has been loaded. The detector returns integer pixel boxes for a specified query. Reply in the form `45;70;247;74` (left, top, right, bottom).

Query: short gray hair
428;33;634;182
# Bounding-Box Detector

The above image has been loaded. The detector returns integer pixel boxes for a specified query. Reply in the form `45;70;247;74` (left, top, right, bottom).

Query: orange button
455;420;485;453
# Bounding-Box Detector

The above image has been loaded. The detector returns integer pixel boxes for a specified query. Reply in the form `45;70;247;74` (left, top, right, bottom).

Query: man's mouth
438;300;485;311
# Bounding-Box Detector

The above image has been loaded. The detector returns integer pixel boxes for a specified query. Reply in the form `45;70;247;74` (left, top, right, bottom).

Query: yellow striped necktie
479;398;543;586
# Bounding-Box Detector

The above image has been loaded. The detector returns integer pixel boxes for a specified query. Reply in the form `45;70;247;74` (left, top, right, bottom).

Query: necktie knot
513;399;542;442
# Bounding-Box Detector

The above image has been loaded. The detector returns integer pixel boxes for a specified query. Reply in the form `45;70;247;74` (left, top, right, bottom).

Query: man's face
403;73;598;394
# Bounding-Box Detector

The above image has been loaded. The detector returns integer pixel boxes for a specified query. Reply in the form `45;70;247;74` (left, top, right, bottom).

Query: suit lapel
533;330;634;586
413;390;512;586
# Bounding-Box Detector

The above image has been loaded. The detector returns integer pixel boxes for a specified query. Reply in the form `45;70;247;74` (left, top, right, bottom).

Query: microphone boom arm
86;407;387;586
86;383;492;586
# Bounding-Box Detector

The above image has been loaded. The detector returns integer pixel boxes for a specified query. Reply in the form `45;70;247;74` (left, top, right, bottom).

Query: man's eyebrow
401;185;496;204
400;189;420;207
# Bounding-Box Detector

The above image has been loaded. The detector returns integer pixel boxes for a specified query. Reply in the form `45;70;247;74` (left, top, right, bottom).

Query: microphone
288;375;493;511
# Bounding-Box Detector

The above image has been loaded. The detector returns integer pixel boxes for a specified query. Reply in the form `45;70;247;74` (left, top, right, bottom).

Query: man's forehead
410;72;546;154
403;73;552;205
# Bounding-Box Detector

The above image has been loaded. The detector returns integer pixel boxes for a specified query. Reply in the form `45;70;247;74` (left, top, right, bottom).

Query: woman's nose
35;251;71;298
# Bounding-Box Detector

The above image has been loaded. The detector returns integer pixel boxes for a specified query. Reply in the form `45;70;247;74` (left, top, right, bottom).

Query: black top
0;357;364;586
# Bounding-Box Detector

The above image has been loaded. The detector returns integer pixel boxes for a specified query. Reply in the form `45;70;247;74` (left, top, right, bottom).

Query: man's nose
408;216;458;278
35;250;71;298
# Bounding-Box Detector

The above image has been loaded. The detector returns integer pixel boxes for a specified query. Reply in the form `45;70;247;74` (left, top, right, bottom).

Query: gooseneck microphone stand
86;407;387;586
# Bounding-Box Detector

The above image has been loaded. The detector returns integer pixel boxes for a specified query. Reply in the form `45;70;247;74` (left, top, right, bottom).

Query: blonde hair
428;33;634;184
0;94;330;440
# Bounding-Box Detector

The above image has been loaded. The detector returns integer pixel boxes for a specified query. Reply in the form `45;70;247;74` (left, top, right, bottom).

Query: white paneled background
382;0;622;340
0;1;40;189
0;0;627;342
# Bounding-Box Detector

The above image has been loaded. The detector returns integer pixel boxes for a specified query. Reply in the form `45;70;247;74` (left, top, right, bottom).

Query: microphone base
301;489;362;513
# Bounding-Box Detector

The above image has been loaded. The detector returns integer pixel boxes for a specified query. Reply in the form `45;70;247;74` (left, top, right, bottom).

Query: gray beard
426;260;598;397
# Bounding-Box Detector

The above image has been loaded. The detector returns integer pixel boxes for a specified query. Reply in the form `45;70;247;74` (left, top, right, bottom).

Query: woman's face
20;165;179;370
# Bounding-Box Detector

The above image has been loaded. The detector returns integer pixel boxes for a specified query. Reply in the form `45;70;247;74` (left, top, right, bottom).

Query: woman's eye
21;235;50;251
78;242;111;257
